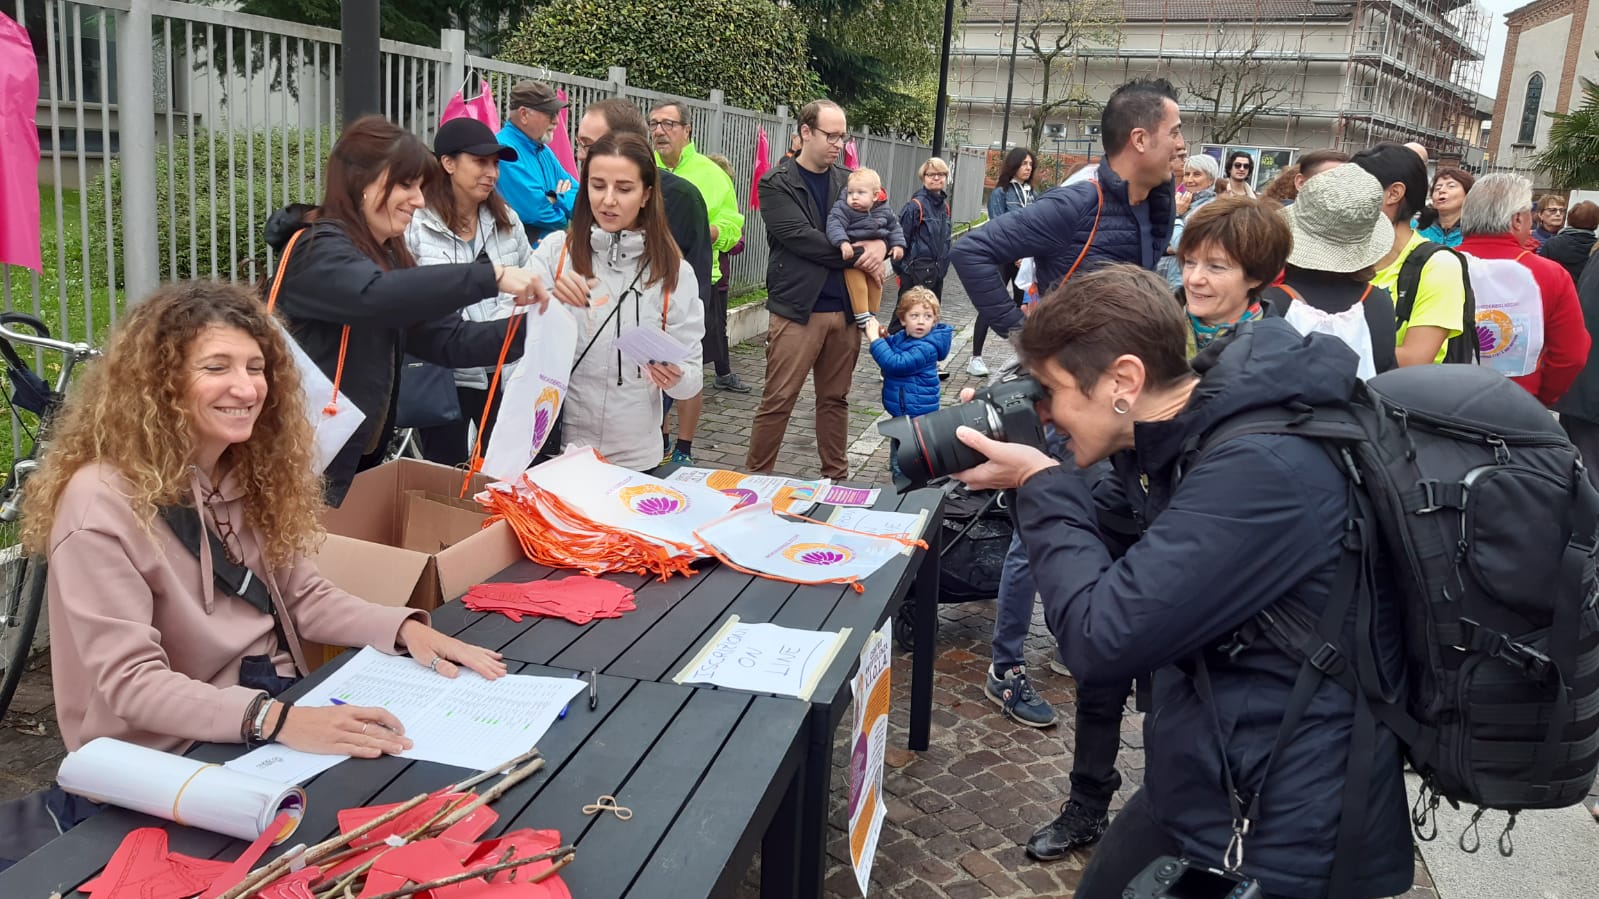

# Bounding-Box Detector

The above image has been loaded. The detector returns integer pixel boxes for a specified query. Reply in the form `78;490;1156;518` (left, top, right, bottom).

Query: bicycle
0;313;99;721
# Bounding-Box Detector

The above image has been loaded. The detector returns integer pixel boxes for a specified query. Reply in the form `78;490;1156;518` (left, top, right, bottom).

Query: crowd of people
3;65;1598;899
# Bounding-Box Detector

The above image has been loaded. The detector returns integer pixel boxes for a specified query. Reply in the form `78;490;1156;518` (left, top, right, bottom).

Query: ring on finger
429;657;442;673
361;723;369;735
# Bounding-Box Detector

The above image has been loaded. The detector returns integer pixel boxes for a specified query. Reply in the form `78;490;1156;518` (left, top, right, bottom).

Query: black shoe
938;369;951;381
1024;798;1108;861
714;372;752;393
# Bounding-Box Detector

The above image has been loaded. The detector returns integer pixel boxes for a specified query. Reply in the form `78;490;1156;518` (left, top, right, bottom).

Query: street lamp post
341;0;381;126
997;0;1023;152
931;0;957;157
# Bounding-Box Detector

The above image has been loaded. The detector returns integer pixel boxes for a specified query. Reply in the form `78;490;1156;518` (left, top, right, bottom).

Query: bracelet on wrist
251;698;275;744
266;702;292;743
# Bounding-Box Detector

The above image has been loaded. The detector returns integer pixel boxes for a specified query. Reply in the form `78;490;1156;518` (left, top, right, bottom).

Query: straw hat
1285;164;1392;273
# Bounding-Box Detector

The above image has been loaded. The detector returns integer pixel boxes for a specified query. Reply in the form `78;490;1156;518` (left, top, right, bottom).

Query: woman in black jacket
952;266;1411;898
265;116;576;504
1539;200;1598;286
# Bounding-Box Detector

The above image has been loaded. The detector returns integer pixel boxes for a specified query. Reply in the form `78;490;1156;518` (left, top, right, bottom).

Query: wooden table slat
632;695;809;898
555;686;751;898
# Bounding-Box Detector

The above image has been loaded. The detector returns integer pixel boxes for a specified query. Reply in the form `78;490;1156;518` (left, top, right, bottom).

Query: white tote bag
1461;252;1545;378
1279;285;1378;381
480;303;579;482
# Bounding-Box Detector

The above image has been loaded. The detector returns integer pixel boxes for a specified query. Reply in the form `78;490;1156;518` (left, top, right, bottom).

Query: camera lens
876;372;1048;493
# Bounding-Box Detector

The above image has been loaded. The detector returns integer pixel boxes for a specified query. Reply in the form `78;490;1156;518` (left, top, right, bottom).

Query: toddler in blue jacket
828;167;906;327
867;286;953;418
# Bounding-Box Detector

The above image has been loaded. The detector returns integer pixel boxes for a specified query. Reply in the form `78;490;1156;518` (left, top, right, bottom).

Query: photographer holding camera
951;265;1412;899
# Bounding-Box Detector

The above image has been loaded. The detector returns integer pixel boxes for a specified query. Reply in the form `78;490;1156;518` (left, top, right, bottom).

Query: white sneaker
967;356;990;377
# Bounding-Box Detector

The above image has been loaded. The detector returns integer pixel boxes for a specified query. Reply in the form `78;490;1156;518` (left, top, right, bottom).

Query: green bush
87;126;337;287
498;0;823;114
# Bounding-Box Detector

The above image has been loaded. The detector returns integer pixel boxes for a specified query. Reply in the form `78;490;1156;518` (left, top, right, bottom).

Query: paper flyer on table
827;508;929;555
59;738;306;844
664;466;823;516
696;502;905;586
818;485;880;507
672;615;851;700
612;326;692;367
482;304;577;482
523;448;737;550
227;647;585;783
849;622;892;895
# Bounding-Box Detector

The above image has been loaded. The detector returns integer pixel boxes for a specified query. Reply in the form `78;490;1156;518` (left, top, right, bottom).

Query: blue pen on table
329;696;403;734
558;671;582;719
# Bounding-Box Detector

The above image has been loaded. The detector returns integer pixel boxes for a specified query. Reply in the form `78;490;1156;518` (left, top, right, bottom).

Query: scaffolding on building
950;0;1491;161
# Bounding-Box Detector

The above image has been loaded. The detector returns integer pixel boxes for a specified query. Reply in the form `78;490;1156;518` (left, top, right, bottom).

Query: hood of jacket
1542;228;1597;266
1132;317;1359;476
265;204;315;252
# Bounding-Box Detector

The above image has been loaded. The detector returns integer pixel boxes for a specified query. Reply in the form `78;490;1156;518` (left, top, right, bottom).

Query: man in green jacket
651;101;750;465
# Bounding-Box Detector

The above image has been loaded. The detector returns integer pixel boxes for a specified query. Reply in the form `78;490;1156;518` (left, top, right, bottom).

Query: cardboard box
304;459;522;666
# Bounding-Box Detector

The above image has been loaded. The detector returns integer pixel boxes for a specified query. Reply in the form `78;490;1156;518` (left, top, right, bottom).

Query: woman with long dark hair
263;115;575;504
405;117;535;466
978;147;1036;372
526;132;704;471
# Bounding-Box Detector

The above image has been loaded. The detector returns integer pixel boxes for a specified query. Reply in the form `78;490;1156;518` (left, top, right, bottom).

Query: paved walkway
12;275;1589;897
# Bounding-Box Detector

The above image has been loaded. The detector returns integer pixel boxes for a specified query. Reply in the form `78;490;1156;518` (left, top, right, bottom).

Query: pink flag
547;89;579;178
0;13;40;272
844;139;859;170
750;127;771;210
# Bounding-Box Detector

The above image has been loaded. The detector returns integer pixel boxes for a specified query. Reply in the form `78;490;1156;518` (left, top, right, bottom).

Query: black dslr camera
876;370;1047;493
1123;856;1263;899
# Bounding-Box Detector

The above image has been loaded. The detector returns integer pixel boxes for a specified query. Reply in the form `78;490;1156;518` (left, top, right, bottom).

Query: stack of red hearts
462;575;638;625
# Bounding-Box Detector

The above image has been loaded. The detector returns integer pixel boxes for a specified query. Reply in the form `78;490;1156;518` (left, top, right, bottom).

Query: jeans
1073;789;1181;899
1071;676;1132;812
991;428;1069;670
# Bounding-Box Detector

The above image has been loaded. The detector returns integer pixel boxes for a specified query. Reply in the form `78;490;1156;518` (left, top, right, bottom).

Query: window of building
1517;73;1544;145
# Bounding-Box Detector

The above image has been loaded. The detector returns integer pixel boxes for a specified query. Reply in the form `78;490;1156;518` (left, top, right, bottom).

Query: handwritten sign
849;622;892;895
672;616;851;700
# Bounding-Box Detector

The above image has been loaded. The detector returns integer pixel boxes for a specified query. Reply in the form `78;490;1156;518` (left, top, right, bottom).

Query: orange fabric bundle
477;475;702;582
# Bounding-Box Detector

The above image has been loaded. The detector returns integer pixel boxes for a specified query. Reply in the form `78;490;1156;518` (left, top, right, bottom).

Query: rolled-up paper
57;738;305;844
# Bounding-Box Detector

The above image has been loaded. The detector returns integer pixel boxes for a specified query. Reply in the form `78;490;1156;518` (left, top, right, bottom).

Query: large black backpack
1190;363;1599;893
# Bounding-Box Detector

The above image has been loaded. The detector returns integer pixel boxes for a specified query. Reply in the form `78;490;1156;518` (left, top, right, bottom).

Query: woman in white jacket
528;132;703;471
405;117;534;465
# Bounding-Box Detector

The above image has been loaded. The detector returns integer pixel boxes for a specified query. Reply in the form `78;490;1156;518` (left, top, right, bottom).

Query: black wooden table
0;656;808;899
428;486;946;897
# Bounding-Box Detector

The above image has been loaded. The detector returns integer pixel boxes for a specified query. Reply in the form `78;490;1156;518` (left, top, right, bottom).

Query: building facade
1487;0;1599;184
953;0;1489;165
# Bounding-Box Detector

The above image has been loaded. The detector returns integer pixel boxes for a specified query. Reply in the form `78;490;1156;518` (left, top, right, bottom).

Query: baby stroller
894;479;1014;650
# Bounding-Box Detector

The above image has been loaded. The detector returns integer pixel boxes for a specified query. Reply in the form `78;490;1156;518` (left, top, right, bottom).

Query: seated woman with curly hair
5;281;506;853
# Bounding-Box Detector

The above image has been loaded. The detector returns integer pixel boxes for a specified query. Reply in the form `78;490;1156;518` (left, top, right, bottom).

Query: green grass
729;286;768;310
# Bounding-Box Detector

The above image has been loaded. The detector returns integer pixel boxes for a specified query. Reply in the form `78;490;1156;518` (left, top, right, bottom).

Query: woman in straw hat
1263;164;1399;377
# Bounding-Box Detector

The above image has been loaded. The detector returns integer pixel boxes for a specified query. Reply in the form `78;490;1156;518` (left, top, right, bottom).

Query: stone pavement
0;275;1488;898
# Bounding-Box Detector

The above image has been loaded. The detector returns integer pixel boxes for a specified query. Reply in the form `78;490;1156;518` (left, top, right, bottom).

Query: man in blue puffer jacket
948;77;1188;864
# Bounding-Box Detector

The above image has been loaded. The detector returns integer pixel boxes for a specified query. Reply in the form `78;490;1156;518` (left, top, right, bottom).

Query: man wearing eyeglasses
496;80;576;245
647;101;750;465
748;99;888;480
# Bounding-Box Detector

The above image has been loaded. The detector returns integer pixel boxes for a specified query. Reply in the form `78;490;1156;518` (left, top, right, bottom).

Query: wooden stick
354;847;574;899
219;792;431;899
435;757;546;829
449;747;541;794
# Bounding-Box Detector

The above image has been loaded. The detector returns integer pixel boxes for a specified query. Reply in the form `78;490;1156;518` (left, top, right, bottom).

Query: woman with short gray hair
1159;155;1222;288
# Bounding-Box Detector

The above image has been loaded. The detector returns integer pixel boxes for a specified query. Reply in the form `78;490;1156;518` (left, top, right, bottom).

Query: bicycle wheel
0;550;46;722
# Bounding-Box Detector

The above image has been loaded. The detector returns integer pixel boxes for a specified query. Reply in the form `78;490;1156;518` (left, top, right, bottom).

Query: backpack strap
1394;240;1446;327
1395;241;1479;365
267;228;351;415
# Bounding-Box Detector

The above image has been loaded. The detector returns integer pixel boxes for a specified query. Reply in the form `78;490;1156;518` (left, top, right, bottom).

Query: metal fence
7;0;940;384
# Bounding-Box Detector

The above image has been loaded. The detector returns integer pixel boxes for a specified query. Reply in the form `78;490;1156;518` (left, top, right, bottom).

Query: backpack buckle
1461;618;1553;683
1307;641;1346;676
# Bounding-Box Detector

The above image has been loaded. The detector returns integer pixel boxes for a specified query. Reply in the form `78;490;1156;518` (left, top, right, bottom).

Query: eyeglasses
647;119;685;131
206;489;244;566
924;171;948;179
1231;162;1252;170
1544;207;1567;215
809;127;848;146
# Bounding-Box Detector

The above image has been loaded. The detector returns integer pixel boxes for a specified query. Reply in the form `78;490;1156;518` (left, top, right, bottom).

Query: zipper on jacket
1386;406;1564;451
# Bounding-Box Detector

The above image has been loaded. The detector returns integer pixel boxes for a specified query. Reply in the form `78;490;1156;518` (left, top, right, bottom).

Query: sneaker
1025;799;1109;861
1047;658;1072;677
967;356;990;377
985;665;1057;728
670;449;694;466
938;369;951;382
714;372;752;393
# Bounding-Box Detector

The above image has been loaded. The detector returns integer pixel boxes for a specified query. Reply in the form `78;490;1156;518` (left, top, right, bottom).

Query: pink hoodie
46;462;424;753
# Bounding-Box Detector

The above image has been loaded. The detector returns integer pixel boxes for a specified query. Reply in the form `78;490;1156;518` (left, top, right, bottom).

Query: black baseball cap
434;117;518;161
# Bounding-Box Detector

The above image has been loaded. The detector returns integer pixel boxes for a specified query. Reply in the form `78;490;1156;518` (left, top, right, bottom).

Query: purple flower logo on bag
1475;310;1516;358
529;387;562;452
782;542;854;566
618;485;689;516
721;487;760;509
